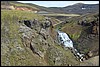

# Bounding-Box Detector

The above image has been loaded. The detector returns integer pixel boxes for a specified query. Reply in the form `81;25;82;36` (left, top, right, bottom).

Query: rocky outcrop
75;17;99;58
18;19;80;66
39;28;49;40
18;19;53;58
78;18;99;35
2;9;84;66
91;20;99;35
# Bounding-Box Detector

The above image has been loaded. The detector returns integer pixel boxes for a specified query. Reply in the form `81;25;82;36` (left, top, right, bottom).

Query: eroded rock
39;28;49;40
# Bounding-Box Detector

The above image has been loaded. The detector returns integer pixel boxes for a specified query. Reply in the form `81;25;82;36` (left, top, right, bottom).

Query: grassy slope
1;10;46;66
1;10;80;66
10;2;39;10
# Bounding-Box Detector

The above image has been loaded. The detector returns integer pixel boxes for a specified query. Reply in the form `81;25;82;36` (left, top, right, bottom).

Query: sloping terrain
1;1;99;15
1;1;99;66
60;12;99;57
1;10;81;66
1;1;37;9
48;3;99;14
79;56;99;66
1;10;46;66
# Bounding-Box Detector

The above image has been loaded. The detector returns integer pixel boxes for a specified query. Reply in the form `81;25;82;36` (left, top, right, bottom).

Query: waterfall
57;30;73;48
57;30;86;62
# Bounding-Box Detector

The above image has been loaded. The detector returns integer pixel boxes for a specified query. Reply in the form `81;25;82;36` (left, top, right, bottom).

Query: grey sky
18;1;99;7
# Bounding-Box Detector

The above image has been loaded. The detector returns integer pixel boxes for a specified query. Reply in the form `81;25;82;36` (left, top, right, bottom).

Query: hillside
27;3;99;15
1;1;99;66
60;12;99;57
48;3;99;14
1;10;99;67
1;10;81;66
1;1;99;15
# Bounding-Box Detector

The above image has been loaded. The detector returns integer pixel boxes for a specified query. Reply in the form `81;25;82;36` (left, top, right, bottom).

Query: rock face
16;19;80;66
75;16;99;56
18;19;53;58
39;28;49;40
91;21;99;35
1;13;54;65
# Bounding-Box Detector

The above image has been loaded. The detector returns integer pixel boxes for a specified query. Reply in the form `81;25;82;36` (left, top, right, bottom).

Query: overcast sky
18;1;99;7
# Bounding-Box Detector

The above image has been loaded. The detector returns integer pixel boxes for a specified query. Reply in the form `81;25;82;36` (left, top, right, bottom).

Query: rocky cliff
1;10;80;66
1;9;99;66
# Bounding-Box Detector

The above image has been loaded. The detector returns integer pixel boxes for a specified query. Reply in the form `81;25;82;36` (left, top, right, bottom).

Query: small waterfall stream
56;30;86;62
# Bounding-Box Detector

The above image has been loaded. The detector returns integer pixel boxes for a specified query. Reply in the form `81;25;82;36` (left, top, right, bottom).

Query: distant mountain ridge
48;3;99;14
1;1;99;15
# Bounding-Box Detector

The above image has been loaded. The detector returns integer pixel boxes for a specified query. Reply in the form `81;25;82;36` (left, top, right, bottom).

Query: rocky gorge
1;5;99;66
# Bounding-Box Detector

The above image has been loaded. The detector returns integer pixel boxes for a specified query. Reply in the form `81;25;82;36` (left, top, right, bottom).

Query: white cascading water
57;30;85;62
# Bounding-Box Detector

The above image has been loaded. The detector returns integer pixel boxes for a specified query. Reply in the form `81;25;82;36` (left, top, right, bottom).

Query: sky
18;1;99;7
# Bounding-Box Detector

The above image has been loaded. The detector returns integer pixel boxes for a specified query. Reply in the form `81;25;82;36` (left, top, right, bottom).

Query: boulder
19;25;34;47
30;42;44;58
40;28;49;40
45;21;51;28
54;57;62;65
87;51;93;57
